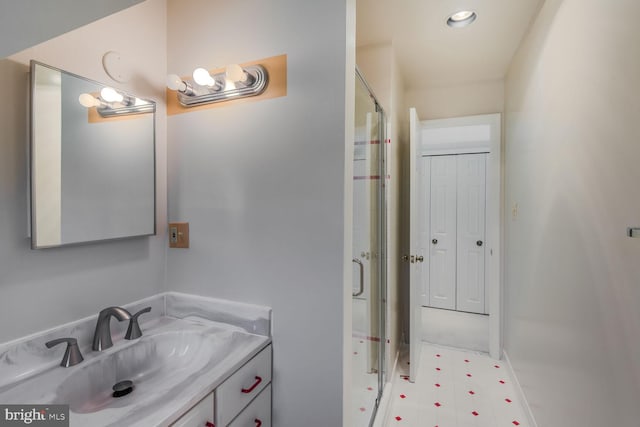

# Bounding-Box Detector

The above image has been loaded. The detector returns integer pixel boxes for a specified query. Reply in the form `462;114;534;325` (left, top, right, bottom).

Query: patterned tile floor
386;343;530;427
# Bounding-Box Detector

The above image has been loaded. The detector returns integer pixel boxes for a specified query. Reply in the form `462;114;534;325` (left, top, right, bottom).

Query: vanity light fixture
166;63;268;107
446;10;477;28
78;88;155;118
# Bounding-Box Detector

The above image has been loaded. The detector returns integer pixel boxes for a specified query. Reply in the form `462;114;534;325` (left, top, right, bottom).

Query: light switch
627;227;640;238
169;222;189;248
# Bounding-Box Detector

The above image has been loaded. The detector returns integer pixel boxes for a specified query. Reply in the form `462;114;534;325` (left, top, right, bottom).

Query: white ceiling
357;0;544;89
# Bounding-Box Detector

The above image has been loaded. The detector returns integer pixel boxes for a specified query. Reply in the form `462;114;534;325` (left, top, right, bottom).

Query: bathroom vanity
0;293;272;427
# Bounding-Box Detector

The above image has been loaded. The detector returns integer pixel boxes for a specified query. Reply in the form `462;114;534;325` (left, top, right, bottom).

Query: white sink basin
58;330;228;413
0;316;269;426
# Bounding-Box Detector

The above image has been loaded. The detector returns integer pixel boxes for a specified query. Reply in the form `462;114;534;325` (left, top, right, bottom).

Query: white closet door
456;154;486;314
429;155;457;310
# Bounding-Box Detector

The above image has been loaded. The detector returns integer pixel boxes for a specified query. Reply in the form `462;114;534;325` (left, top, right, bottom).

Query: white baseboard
372;349;400;427
502;350;538;427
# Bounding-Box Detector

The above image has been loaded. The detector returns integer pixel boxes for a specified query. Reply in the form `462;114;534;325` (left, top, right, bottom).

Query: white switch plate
627;228;640;238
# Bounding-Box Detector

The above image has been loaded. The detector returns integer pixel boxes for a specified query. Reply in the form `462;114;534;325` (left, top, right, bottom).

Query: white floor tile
384;343;531;427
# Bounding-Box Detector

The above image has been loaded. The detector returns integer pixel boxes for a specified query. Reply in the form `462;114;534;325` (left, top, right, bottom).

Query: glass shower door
351;69;386;426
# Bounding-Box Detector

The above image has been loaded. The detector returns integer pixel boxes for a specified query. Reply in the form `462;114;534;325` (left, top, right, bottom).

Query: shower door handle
352;258;364;297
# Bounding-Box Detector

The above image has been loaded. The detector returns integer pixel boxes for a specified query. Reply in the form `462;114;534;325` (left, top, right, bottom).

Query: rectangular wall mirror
30;61;156;249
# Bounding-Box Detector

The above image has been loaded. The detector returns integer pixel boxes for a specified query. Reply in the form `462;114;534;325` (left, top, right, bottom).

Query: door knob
401;255;409;262
416;255;424;262
432;239;438;245
476;240;483;247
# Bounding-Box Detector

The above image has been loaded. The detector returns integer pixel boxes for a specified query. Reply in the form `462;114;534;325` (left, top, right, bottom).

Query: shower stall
351;68;387;427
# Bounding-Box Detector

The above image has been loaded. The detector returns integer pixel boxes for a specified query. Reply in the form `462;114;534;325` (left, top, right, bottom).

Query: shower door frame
354;66;388;427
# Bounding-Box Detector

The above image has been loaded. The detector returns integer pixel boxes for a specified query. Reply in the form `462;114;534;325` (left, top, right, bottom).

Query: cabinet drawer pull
255;419;262;427
241;376;263;394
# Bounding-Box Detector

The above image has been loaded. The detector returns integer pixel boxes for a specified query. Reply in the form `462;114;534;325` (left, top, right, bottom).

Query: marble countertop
0;292;272;427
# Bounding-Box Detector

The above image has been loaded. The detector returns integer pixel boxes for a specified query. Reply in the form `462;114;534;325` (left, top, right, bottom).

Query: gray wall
166;0;347;425
0;0;167;344
504;0;640;425
0;0;144;58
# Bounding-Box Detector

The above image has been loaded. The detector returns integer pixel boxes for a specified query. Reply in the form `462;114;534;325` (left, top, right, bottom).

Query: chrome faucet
92;307;131;351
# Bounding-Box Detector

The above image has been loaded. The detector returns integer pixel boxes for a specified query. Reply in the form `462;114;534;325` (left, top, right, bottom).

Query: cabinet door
227;384;271;427
216;346;272;427
456;154;486;314
171;392;214;427
428;155;457;310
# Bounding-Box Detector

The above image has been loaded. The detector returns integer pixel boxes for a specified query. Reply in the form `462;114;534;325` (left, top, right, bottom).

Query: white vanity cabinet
171;392;215;427
227;384;271;427
172;344;272;427
216;344;272;426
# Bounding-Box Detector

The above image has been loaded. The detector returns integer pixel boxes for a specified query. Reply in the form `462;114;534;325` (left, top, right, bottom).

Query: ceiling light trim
446;10;477;28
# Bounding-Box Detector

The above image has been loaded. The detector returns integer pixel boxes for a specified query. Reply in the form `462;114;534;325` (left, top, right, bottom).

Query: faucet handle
125;307;152;340
45;337;84;367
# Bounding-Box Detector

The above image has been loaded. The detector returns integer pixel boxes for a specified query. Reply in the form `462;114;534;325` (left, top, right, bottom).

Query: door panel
409;108;423;382
456;154;486;314
419;157;430;306
429;156;456;310
352;72;385;424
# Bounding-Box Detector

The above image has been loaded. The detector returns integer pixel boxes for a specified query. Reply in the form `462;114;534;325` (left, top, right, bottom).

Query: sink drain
112;380;134;398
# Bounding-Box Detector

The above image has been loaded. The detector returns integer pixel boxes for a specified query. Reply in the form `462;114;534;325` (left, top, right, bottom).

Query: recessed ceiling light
446;10;477;28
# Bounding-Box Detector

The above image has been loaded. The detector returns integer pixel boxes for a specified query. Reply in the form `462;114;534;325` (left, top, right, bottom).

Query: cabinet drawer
171;391;215;427
216;345;271;426
228;384;271;427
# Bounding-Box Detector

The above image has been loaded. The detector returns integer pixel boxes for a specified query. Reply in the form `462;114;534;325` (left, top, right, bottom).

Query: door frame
416;113;502;359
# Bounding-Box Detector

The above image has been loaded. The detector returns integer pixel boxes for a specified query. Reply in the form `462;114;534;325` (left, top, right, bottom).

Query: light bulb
166;74;187;91
446;10;477;27
100;87;124;103
193;67;215;86
226;64;248;83
78;93;100;108
450;10;474;21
